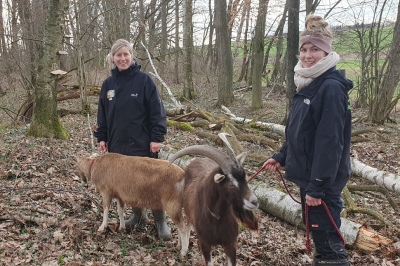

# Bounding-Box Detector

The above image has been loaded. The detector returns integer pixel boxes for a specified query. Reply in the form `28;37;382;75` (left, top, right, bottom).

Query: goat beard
233;207;258;231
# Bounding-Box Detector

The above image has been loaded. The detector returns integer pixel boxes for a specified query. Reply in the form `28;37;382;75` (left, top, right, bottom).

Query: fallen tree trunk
351;158;400;194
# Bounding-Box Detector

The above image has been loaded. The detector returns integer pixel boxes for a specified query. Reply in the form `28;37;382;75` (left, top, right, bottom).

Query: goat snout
244;194;259;210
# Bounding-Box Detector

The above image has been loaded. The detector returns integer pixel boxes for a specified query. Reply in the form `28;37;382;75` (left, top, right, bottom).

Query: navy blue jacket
273;67;353;198
95;63;167;157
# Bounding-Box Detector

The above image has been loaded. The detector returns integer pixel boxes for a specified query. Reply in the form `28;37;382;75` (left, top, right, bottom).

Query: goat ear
214;173;225;183
236;152;247;166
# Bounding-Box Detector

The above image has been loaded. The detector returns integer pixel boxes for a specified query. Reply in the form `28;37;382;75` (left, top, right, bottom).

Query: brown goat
168;133;259;266
76;152;190;256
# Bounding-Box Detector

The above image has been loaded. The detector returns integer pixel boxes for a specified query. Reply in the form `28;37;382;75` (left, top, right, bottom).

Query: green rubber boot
125;208;149;231
152;209;172;241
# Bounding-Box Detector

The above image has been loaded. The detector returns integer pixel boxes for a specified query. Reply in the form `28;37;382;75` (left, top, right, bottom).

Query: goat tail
234;209;258;231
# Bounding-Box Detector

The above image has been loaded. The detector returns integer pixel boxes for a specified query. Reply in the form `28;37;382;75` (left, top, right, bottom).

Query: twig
140;41;184;111
0;214;58;226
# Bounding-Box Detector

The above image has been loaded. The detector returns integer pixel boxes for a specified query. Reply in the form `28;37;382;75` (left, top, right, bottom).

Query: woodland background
0;0;400;265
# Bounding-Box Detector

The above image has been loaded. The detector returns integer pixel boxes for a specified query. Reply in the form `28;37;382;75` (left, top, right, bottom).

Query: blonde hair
105;39;134;69
301;14;333;39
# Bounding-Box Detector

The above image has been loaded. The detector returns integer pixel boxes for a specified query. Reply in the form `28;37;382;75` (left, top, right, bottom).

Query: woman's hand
305;194;322;206
150;142;161;153
262;158;281;171
99;141;108;152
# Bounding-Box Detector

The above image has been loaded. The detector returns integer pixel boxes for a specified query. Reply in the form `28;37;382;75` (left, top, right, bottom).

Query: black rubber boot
152;209;172;241
125;208;149;231
312;231;350;266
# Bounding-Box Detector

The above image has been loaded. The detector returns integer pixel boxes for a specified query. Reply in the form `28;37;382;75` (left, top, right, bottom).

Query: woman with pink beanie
263;14;352;266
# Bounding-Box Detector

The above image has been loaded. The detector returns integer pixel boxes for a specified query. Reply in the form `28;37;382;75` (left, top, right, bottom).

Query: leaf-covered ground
1;88;400;266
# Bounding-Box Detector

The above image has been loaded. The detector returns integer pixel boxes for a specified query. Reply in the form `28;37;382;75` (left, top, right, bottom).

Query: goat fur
76;152;190;256
170;145;259;266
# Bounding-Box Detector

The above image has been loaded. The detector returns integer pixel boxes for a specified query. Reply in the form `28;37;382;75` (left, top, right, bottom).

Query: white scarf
294;52;340;92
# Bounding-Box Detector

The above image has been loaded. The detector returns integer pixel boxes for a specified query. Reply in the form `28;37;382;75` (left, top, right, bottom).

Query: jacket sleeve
144;75;167;143
305;82;349;198
94;81;108;143
273;140;287;167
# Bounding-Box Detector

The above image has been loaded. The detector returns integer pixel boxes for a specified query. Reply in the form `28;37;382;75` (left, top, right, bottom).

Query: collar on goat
207;206;220;219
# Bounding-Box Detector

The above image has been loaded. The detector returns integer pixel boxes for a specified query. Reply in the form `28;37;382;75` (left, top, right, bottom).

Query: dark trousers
300;188;347;260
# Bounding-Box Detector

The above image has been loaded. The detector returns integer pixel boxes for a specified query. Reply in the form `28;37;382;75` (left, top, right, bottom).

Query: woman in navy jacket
95;39;171;241
263;15;352;266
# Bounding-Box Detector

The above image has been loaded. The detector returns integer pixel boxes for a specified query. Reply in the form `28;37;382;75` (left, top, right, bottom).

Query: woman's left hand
305;194;322;206
150;142;161;153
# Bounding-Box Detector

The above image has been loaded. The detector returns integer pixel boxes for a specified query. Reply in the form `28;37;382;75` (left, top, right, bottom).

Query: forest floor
0;83;399;266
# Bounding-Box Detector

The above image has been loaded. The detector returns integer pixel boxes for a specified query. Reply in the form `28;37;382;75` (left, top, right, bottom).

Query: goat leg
98;194;112;232
223;243;237;266
98;205;109;232
116;199;125;232
199;241;213;266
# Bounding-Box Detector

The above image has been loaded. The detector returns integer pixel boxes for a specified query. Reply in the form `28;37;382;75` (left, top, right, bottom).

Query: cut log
249;180;392;252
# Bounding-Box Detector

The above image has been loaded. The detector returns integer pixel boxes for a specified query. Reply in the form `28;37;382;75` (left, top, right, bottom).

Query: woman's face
113;46;132;71
299;43;326;68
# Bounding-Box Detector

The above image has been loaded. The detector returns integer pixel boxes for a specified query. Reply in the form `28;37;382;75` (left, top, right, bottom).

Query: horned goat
168;133;259;266
76;152;190;256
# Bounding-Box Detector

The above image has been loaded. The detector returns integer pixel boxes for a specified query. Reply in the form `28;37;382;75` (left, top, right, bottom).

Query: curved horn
217;133;239;166
168;145;235;175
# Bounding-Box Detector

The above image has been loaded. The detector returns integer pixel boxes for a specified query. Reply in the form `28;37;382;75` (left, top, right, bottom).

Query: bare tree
370;1;400;124
237;0;251;83
182;0;194;100
0;0;6;56
174;0;180;84
285;0;299;117
26;0;69;139
251;0;269;110
215;0;234;106
206;0;214;67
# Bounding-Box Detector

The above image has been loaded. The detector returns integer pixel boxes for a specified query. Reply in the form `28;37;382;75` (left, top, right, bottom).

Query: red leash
248;167;345;250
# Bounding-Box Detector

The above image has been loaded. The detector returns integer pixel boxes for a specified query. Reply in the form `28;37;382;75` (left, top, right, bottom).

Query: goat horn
217;133;240;166
168;145;235;175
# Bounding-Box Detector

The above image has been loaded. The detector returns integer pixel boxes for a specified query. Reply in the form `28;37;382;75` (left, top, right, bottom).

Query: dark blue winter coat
273;67;353;198
95;63;167;157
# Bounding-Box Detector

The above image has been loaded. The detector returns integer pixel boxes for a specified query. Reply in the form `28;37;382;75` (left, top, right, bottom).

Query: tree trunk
174;0;180;84
26;0;68;139
215;0;234;107
251;0;269;110
0;0;7;56
237;1;251;82
285;0;299;117
370;1;400;124
183;0;194;100
206;0;214;67
232;0;249;60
